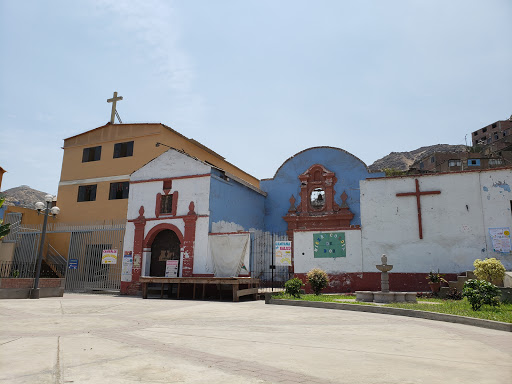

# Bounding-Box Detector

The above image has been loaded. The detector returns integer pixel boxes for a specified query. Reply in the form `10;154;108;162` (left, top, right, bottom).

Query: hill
369;144;468;172
0;185;50;209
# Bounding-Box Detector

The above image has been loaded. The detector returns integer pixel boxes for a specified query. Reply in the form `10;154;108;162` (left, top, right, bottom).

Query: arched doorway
150;229;181;277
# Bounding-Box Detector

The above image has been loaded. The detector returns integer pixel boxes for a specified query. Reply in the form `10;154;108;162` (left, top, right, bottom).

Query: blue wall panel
261;147;384;232
209;169;265;232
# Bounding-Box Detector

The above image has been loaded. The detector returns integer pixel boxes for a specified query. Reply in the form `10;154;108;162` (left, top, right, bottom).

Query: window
82;146;102;162
492;123;497;128
77;185;97;202
160;194;173;214
487;137;492;144
473;132;478;136
109;182;129;200
489;159;503;166
310;188;325;209
494;134;499;140
419;162;424;169
467;159;480;167
113;141;134;158
448;160;461;167
430;156;435;163
482;127;487;133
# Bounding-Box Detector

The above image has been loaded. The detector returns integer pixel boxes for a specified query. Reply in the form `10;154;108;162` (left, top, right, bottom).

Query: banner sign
489;227;512;253
314;232;346;258
68;259;78;269
101;249;118;264
165;260;179;277
121;252;133;282
275;241;292;266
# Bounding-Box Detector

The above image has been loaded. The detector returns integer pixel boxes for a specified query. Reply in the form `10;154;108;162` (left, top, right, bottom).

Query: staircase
44;244;67;278
439;271;475;298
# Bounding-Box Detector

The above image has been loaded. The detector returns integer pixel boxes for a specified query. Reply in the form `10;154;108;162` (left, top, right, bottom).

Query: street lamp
31;194;60;299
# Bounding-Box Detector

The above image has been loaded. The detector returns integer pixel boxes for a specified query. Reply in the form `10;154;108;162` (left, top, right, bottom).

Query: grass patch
271;293;512;323
387;298;512;323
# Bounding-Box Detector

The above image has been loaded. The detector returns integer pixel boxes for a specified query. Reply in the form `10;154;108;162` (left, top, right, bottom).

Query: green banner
314;232;346;258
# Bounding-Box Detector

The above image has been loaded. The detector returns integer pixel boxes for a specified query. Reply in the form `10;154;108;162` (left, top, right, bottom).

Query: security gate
65;225;125;292
250;231;290;290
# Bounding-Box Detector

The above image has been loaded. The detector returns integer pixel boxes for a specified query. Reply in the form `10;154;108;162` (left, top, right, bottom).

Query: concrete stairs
439;271;475;298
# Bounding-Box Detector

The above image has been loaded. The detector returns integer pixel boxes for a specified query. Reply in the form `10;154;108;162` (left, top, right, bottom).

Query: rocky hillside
369;144;468;171
0;185;50;209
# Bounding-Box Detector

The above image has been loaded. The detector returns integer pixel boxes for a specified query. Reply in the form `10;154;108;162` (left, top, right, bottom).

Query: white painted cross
107;91;123;124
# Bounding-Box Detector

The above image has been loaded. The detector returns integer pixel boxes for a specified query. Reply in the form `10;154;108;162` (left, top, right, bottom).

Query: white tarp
209;234;250;277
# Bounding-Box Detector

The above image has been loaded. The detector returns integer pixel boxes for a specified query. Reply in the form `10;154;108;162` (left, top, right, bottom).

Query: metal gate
65;225;125;292
4;220;125;292
250;231;291;290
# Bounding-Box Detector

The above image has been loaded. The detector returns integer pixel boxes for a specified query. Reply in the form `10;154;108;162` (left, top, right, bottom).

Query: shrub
462;279;501;311
473;258;506;283
284;278;303;298
306;268;329;295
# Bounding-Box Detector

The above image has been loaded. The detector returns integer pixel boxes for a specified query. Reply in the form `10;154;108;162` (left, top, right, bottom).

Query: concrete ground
0;294;511;384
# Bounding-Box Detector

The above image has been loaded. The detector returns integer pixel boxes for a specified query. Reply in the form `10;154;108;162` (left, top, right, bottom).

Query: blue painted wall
208;168;265;232
261;147;384;232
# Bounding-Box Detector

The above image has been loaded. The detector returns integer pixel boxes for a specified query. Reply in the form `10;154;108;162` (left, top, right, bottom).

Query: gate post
182;202;197;277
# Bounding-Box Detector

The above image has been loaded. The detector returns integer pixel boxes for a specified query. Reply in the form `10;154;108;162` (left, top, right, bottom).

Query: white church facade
120;146;512;294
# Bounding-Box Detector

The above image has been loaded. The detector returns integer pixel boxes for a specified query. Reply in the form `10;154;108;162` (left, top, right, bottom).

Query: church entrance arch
148;229;182;277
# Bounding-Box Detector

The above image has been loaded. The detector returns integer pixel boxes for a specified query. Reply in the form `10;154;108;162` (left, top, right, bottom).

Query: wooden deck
139;276;260;302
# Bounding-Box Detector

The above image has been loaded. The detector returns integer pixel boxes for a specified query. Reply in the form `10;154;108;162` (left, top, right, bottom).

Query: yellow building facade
57;122;259;224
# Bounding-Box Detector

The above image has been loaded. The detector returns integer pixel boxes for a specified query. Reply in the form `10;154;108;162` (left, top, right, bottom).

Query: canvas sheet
209;233;250;277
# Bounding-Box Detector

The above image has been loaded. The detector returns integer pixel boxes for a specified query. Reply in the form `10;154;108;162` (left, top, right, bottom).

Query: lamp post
31;194;60;299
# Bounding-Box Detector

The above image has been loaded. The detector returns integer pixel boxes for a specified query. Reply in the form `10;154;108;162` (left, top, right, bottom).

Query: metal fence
4;220;125;292
251;231;291;290
0;260;66;279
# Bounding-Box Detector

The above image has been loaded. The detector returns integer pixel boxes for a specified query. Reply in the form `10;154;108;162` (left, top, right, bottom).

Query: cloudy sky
1;0;511;195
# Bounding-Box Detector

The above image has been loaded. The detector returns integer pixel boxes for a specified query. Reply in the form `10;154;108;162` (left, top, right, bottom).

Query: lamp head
35;202;45;212
50;206;60;217
155;142;160;147
45;194;54;203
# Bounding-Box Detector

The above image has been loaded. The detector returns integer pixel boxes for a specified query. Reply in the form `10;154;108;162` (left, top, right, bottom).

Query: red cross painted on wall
396;178;441;239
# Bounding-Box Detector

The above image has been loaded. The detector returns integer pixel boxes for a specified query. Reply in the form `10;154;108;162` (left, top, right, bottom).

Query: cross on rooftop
107;91;123;124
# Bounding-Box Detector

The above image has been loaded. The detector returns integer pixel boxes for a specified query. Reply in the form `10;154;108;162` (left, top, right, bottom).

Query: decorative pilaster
121;206;146;295
182;201;198;277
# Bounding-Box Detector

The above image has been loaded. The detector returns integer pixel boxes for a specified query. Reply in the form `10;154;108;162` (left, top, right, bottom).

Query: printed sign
489;227;512;253
133;254;141;269
102;249;118;264
275;241;292;266
121;252;133;282
165;260;179;277
68;259;78;269
314;232;346;258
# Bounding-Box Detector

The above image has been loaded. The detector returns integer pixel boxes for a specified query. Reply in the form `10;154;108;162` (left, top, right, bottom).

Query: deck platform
139;276;260;302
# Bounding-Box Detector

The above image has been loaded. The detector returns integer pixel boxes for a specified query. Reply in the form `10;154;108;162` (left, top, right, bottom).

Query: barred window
109;182;129;200
160;195;173;214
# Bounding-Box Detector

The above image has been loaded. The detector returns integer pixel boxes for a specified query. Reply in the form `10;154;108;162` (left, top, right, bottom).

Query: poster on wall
275;241;292;266
489;227;512;253
101;249;118;264
314;232;346;258
121;252;133;282
165;260;179;277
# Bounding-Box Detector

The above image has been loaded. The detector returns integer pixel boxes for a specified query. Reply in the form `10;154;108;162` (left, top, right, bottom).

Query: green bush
284;278;303;298
473;258;506;283
462;279;501;311
306;268;329;295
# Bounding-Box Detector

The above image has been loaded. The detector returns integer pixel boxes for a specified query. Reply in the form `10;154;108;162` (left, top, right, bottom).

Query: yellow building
57;122;259;224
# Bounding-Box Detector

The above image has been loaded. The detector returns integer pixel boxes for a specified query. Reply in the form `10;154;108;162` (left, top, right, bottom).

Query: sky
1;0;511;195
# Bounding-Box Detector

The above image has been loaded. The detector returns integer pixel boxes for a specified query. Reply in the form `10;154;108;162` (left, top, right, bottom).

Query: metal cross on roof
107;91;123;124
396;178;441;239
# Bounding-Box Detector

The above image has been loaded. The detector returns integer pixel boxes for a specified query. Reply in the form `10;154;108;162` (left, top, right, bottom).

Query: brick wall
0;278;65;289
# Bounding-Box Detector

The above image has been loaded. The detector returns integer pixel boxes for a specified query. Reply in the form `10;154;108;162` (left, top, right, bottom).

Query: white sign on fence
275;241;292;266
102;249;118;264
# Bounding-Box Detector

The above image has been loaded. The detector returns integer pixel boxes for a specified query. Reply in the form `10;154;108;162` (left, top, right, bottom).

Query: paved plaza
1;294;511;383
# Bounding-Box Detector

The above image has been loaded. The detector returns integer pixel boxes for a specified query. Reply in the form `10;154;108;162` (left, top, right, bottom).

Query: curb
265;296;512;332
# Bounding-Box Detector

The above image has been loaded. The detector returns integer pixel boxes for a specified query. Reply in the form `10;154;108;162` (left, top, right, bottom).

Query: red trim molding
130;173;211;184
144;223;185;247
209;231;250;236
